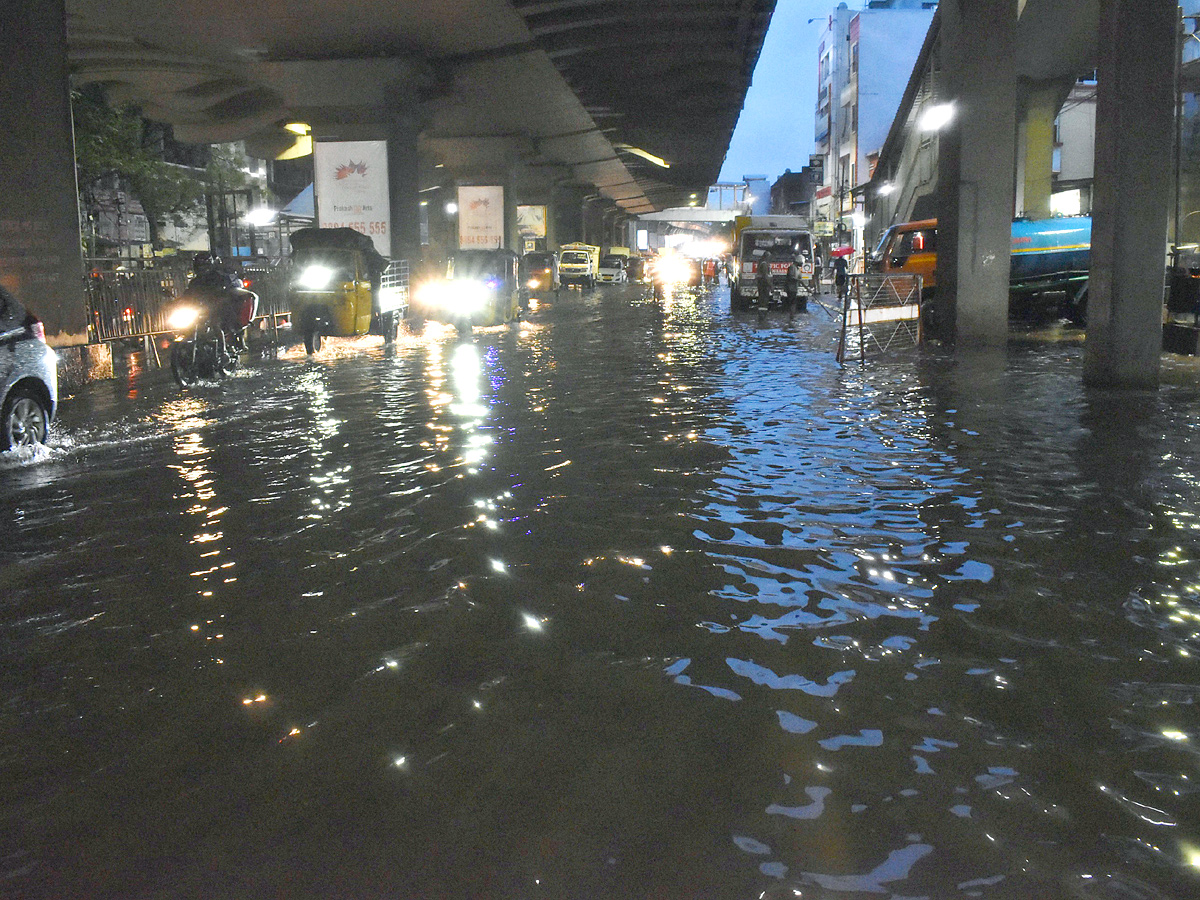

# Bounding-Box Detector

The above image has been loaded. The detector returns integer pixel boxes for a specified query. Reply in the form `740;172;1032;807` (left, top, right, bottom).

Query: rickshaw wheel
382;312;399;344
304;326;323;354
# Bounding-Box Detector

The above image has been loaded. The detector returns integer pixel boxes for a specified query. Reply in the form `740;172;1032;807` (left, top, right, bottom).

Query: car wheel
304;325;323;354
2;385;50;451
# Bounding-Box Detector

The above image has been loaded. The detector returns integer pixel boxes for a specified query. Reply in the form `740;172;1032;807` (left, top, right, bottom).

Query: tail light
242;278;252;289
30;320;46;342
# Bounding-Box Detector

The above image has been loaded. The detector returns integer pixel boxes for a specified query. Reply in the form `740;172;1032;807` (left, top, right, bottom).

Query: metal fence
836;273;924;364
83;255;409;343
83;256;293;342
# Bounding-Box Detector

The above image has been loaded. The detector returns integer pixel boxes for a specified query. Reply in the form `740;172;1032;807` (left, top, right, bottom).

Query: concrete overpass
866;0;1176;388
1;0;775;344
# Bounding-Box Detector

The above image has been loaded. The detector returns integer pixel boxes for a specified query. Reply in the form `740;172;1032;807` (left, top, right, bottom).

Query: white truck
730;216;818;310
558;242;600;288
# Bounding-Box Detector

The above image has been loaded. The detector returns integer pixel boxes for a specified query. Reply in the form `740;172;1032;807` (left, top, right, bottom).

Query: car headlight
447;281;489;312
298;265;334;290
527;278;541;289
167;305;201;330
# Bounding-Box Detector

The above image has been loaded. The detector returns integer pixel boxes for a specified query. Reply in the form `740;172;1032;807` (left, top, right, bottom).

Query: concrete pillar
0;0;85;343
504;165;519;252
1021;85;1059;220
1084;0;1176;389
545;193;559;251
935;0;1019;346
385;104;421;263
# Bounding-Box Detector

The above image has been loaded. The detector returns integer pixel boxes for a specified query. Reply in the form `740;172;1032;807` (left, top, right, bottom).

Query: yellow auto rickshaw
415;249;521;335
288;227;407;354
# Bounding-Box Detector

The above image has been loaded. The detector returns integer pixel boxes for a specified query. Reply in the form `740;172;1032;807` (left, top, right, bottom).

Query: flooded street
4;282;1200;898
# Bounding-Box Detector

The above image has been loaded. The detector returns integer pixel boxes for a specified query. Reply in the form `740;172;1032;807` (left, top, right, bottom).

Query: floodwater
3;283;1200;899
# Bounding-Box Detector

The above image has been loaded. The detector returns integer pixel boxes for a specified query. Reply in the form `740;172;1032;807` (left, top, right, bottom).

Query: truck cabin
740;231;814;279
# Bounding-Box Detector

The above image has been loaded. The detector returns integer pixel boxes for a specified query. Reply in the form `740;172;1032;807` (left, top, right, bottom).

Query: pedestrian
755;251;773;311
785;255;803;319
832;254;850;305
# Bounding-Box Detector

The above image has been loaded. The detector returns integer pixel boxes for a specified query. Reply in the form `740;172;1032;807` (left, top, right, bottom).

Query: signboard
516;205;547;239
458;186;504;249
313;140;391;256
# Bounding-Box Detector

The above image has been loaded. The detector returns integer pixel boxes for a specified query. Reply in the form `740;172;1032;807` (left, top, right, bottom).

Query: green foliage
72;86;207;247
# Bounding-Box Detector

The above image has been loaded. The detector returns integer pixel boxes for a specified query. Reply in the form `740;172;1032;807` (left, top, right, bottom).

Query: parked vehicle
288;227;406;354
558;242;600;288
597;255;628;283
0;286;57;451
869;215;1092;320
730;216;817;310
522;251;560;293
416;249;521;335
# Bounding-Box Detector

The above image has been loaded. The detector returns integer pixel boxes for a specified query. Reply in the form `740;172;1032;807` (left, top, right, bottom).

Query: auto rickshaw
288;227;406;354
415;249;521;334
521;250;560;293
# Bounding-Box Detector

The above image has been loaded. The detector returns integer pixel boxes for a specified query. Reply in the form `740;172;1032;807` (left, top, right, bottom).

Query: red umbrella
829;245;854;258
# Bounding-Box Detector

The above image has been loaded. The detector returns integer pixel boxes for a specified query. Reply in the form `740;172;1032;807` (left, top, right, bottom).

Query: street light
918;103;955;132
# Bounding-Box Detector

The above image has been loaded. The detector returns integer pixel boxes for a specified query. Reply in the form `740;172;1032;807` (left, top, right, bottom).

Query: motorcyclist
187;253;257;350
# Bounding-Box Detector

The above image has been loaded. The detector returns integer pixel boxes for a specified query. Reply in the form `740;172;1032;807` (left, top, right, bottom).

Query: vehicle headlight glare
167;306;201;330
299;265;333;290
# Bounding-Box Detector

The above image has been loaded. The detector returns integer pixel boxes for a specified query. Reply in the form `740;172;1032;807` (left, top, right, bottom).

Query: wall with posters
313;140;392;256
458;186;505;249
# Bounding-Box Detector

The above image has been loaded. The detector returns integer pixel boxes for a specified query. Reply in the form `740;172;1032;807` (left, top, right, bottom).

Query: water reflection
5;287;1200;897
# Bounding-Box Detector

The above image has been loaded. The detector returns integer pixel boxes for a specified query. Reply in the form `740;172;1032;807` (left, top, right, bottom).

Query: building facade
813;0;937;250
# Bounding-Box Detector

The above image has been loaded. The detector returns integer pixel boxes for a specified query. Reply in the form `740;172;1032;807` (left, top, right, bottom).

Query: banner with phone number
458;186;505;249
314;140;391;256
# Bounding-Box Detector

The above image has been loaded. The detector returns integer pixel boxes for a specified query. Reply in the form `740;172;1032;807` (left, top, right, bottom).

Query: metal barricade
84;263;189;342
82;255;409;346
836;273;924;364
379;259;410;315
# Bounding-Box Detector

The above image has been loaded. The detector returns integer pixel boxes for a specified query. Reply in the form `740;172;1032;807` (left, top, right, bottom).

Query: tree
72;86;210;251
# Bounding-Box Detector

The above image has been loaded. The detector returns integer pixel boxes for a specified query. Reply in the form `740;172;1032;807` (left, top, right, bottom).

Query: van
868;219;938;290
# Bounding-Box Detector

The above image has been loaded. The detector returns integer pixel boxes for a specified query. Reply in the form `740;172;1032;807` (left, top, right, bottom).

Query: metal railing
83;255;410;343
84;264;189;342
836;273;924;364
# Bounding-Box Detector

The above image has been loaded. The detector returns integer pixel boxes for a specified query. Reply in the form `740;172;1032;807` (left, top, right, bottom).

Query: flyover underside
65;0;776;213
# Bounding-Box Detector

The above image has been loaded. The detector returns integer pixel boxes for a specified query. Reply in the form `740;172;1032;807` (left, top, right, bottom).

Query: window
894;229;936;257
851;42;858;76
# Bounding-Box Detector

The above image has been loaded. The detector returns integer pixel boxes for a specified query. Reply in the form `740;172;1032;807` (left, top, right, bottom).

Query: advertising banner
516;205;547;239
458;186;504;249
313;140;391;256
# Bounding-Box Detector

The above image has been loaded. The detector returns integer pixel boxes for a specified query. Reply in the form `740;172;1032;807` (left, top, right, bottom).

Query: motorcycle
167;285;257;386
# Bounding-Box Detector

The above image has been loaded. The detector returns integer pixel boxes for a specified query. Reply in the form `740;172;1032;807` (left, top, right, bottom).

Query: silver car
1;286;58;450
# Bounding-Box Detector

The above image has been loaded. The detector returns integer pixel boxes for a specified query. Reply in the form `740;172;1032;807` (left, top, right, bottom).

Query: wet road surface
3;282;1200;898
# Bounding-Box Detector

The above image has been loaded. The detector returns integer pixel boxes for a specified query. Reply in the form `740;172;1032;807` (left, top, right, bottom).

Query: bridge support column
504;164;520;252
385;104;421;264
936;0;1018;346
1084;0;1176;389
0;0;85;343
1019;85;1059;220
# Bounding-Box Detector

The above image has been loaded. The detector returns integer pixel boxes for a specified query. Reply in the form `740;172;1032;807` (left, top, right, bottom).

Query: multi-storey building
813;1;937;249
